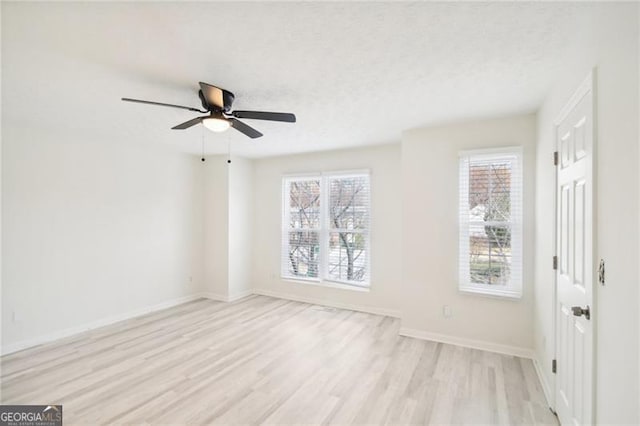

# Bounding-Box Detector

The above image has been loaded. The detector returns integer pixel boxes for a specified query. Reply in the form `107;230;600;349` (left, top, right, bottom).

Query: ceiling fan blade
171;116;206;130
232;110;296;123
198;82;226;110
122;97;206;113
230;118;263;139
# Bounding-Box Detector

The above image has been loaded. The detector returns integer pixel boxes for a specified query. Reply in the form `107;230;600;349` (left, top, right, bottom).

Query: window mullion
320;176;329;281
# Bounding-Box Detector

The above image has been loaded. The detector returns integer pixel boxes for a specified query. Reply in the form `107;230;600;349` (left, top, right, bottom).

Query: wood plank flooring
1;296;557;425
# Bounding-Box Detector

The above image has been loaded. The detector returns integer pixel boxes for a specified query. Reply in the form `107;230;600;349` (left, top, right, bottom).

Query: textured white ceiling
2;2;596;158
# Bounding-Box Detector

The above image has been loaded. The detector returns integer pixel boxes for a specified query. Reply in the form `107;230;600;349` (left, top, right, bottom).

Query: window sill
459;285;522;300
281;277;370;293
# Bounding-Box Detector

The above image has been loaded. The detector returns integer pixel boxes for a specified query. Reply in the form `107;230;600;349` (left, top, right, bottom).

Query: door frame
552;68;597;421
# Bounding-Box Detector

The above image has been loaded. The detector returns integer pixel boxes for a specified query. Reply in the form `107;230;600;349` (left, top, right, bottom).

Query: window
459;148;523;298
282;172;370;288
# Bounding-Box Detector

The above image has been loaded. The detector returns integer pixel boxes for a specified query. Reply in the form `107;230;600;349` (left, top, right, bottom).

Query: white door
555;73;595;425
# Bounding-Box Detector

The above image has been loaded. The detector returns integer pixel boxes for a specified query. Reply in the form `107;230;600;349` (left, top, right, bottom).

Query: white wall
251;144;402;316
534;3;639;423
202;155;229;300
228;156;253;300
2;141;253;352
401;114;536;355
2;126;204;351
202;155;254;301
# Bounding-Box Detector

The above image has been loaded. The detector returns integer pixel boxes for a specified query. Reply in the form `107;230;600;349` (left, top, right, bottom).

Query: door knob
571;305;591;320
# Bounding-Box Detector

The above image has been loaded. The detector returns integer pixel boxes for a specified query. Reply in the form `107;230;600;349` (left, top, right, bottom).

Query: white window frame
458;147;523;299
282;170;371;289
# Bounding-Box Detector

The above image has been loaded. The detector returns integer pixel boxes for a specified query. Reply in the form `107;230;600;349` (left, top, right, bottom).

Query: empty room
1;1;639;425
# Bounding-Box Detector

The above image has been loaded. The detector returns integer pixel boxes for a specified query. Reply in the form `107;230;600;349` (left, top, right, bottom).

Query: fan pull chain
201;125;206;162
227;138;232;164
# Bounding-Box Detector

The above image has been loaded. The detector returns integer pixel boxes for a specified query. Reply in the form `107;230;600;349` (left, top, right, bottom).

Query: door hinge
552;359;557;374
552;255;558;270
598;259;605;285
553;151;559;166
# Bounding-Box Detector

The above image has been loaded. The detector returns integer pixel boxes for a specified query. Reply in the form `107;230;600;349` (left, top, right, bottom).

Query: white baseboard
228;289;254;302
399;327;534;359
253;288;401;318
196;291;229;302
533;356;554;408
1;294;203;356
197;290;253;303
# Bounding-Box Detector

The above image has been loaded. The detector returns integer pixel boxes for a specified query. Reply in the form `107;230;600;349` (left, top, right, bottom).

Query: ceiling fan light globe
203;117;230;132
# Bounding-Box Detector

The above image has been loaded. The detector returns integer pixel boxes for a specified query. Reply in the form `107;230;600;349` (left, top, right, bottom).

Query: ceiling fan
122;82;296;139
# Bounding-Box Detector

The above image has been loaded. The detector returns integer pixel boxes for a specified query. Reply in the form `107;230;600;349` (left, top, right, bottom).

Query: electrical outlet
12;310;19;323
443;305;452;318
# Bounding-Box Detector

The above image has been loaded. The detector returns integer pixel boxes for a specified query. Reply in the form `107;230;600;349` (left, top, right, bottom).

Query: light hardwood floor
1;296;557;425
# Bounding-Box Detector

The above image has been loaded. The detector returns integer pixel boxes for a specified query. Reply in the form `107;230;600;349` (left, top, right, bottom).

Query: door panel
560;184;570;275
559;304;572;407
574;180;585;288
561;131;572;169
574;117;587;161
573;320;586;423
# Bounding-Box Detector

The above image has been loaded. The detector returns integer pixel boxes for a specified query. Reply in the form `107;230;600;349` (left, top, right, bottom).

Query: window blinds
282;172;371;287
326;174;370;284
459;149;523;297
282;177;322;280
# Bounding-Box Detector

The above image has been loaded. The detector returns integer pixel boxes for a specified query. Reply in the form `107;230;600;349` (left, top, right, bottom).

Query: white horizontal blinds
282;177;321;280
459;149;523;296
326;174;370;286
